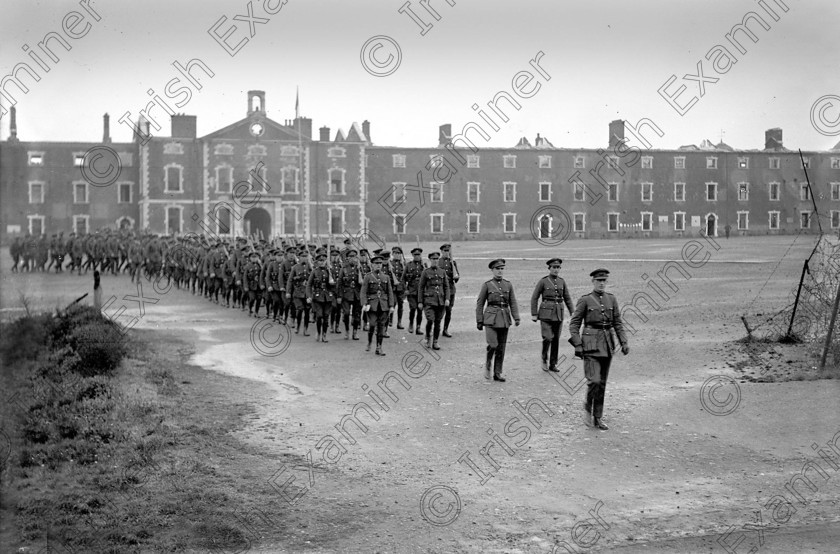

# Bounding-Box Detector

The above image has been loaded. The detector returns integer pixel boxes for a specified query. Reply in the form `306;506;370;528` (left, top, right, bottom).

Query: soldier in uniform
10;236;22;272
359;248;372;331
402;247;426;335
418;251;450;350
390;246;406;329
280;246;297;324
241;251;264;317
264;249;285;321
360;255;395;356
329;248;344;333
439;243;459;337
337;249;363;340
307;250;336;343
530;258;575;373
287;249;312;335
476;259;520;382
568;269;630;431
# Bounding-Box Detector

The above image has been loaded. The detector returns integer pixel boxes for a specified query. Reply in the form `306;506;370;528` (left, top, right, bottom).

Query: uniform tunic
531;275;575;369
476;277;520;378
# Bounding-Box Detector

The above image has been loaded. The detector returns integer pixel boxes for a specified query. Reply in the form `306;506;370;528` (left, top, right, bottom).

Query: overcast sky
1;0;838;151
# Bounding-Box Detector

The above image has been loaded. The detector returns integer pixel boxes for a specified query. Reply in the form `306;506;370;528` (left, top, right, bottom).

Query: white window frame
393;154;406;168
738;157;749;169
467;155;480;168
539;181;551;202
214;205;233;235
769;182;780;201
328;207;346;234
800;183;811;201
28;214;46;235
768;211;780;230
215;165;233;194
641;156;653;169
282;206;300;235
503;155;517;169
674;156;685;169
831;210;840;229
430;182;444;203
641;211;653;231
72;214;89;235
393;214;407;235
281;166;300;194
830;182;840;201
503;212;516;233
249;165;268;190
329;168;346;195
607;212;619;232
118;182;133;204
801;157;811;169
73;152;86;167
29;181;45;204
830;158;840;170
164;164;183;193
573;212;585;232
608;182;619;202
574;156;585;169
769;157;780;169
538;155;551;169
800;211;811;229
706;182;718;202
280;145;299;157
430;213;444;234
738;182;749;201
116;216;135;230
674;212;686;231
467;213;480;234
28;151;45;166
392;182;407;205
214;143;234;156
674;182;685;202
641;182;653;202
247;144;267;157
328;146;347;158
467;181;480;203
706;157;718;169
737;211;749;230
165;205;183;234
503;181;517;203
73;181;89;204
429;154;443;168
573;181;585;202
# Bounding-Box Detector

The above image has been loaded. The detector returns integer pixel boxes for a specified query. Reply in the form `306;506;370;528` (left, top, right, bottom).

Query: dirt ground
2;236;839;553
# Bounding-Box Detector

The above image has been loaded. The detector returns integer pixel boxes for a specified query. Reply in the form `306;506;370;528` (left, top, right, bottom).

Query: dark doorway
244;207;272;240
706;214;717;237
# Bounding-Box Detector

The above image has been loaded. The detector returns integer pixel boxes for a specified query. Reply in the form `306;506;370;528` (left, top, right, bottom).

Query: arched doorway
705;213;717;237
244;207;272;240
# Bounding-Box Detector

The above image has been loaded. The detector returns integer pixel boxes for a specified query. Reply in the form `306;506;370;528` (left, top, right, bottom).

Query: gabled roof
715;141;734;152
334;129;347;142
202;115;304;141
832;139;840;151
345;122;367;143
534;134;554;149
678;144;699;151
514;136;532;149
698;139;717;150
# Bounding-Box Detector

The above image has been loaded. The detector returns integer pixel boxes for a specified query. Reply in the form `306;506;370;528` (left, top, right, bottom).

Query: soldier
402;247;426;335
71;232;86;275
208;242;227;304
374;248;396;338
530;257;575;373
264;249;284;320
241;250;264;317
476;259;520;382
329;248;344;333
337;249;363;340
360;255;395;356
307;250;336;343
418;251;450;350
10;236;22;272
439;243;460;337
287;249;312;335
280;246;297;324
568;269;630;431
390;246;406;329
359;248;372;331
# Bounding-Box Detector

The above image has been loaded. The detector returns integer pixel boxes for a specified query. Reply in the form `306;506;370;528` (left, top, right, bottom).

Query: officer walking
476;259;520;382
418;251;450;350
439;244;459;337
568;269;630;431
337;249;363;340
307;250;336;343
361;256;395;356
530;258;575;372
402;247;426;335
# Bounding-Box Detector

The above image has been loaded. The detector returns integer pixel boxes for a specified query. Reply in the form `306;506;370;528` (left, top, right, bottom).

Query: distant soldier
241;251;264;317
337;249;363;340
530;258;575;373
10;237;22;272
329;248;344;333
280;246;297;324
402;247;426;335
390;246;406;329
307;250;336;343
264;249;284;321
287;249;312;335
360;255;395;356
568;269;630;431
439;243;460;337
418;251;450;350
359;248;372;331
71;233;86;275
476;259;520;382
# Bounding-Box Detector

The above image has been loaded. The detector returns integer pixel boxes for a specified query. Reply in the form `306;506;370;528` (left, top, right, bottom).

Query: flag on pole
295;86;299;119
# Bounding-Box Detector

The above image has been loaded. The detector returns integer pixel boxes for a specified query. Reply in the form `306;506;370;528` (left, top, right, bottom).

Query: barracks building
2;91;840;244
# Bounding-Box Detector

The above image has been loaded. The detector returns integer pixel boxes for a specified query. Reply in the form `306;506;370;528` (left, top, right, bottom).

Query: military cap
380;250;392;258
259;239;266;244
298;249;310;256
308;244;317;250
590;268;610;279
249;250;259;257
392;246;403;254
315;252;327;261
428;251;441;260
372;248;383;256
370;256;384;263
411;247;423;255
330;248;339;255
285;246;295;253
440;243;452;251
240;246;249;252
489;258;506;269
346;248;358;256
343;238;352;245
359;248;369;255
546;258;563;266
315;248;326;256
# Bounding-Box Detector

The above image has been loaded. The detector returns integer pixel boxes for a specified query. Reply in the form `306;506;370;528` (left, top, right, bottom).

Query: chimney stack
765;128;783;150
319;126;331;142
362;120;371;143
438;124;452;147
103;113;111;143
609;120;625;149
9;106;18;142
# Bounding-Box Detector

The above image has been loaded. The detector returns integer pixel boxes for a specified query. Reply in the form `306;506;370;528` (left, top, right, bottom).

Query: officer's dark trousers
584;356;612;419
342;299;362;330
485;326;509;378
367;307;388;345
407;296;423;330
540;320;562;369
424;306;445;341
313;300;331;335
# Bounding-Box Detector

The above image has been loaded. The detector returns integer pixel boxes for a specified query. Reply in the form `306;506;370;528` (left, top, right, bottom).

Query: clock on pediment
250;122;265;137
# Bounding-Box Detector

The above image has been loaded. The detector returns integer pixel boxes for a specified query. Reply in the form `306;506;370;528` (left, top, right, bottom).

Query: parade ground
2;235;839;553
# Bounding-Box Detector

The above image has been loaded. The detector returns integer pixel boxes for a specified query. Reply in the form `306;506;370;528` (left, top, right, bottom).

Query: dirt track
2;237;839;553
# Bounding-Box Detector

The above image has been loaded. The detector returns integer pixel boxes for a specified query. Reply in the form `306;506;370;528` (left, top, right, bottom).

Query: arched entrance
705;213;717;237
244;207;272;240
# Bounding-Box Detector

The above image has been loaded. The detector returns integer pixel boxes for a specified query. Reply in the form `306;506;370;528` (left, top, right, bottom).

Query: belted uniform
476;277;520;378
531;275;575;371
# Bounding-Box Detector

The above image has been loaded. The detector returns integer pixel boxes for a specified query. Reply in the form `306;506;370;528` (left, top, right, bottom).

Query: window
28;152;45;166
831;211;839;229
801;157;810;169
328;146;346;158
72;214;88;235
467;213;480;234
737;211;749;230
247;145;267;157
329;208;345;234
674;182;685;202
674;156;685;169
329;168;346;195
215;143;234;156
503;182;516;202
393;214;407;235
364;155;369;168
280;145;300;157
539;155;551;169
166;206;182;234
283;207;299;235
73;153;86;167
608;155;620;169
738;157;749;169
641;156;653;169
641;212;653;231
163;142;184;155
216;166;233;193
574;156;585;169
769;182;780;201
29;182;44;204
608;183;618;202
392;154;406;168
831;158;840;169
281;166;299;194
800;183;810;201
467;182;480;203
800;211;811;229
769;157;780;169
467;155;480;168
539;182;551;202
503;155;516;168
215;206;231;235
674;212;685;231
429;155;443;168
74;182;88;204
738;182;749;201
430;182;444;203
706;182;717;201
251;165;268;190
607;212;619;232
768;211;780;230
430;213;444;234
706;157;718;169
574;213;585;232
28;214;45;236
165;165;183;193
831;182;840;201
503;213;516;233
118;182;132;203
392;182;407;206
641;182;653;202
573;182;585;202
